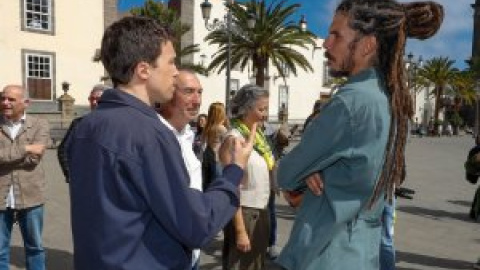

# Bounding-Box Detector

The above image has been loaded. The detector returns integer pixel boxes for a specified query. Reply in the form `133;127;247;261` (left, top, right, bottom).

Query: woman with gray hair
221;84;274;270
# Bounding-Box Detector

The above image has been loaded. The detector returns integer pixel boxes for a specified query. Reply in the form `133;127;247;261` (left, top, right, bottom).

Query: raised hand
219;123;257;170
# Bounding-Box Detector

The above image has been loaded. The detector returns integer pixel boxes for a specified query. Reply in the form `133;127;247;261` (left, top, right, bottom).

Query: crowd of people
0;0;452;269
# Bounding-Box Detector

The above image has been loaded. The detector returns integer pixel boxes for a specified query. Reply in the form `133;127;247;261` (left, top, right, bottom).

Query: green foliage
449;111;464;127
450;71;477;106
204;0;316;86
418;57;456;90
418;57;457;125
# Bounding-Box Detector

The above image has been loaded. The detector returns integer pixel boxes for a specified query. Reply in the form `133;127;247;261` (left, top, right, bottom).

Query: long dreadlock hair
335;0;443;204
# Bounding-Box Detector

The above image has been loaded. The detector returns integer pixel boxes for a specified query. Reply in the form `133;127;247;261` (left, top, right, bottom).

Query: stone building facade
0;0;117;114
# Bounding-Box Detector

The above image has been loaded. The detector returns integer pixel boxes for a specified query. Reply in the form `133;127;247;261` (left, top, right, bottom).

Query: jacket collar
97;89;159;120
0;114;33;138
337;67;386;95
347;67;380;84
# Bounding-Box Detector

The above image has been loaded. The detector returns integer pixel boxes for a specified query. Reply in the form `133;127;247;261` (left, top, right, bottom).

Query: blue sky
118;0;474;70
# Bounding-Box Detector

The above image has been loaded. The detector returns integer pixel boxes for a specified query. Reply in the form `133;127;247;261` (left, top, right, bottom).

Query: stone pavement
6;135;480;269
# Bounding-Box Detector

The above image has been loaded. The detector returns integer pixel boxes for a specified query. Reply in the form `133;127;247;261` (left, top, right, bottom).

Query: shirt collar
3;113;26;126
157;114;191;137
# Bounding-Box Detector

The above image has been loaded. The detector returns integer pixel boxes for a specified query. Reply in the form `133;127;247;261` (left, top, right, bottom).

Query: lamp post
200;0;256;112
299;15;307;32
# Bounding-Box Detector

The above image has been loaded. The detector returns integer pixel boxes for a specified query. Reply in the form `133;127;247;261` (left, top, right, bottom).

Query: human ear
362;35;377;56
135;61;151;80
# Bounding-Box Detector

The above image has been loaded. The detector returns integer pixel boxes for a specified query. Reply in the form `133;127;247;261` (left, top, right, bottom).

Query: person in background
275;0;443;269
222;84;273;270
202;102;228;190
302;99;324;130
0;85;50;270
86;85;105;110
193;113;207;160
66;16;256;270
57;84;107;182
465;135;480;219
263;121;289;259
157;69;204;270
466;136;480;269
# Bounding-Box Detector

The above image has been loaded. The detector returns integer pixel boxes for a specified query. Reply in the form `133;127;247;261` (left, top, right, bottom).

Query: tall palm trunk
254;55;267;87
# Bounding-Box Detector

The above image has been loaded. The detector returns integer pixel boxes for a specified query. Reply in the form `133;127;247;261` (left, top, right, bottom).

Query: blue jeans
380;199;395;270
268;191;277;247
0;206;45;270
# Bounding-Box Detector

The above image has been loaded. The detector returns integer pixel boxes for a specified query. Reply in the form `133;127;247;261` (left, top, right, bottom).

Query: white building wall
0;0;105;105
412;84;436;129
188;0;332;122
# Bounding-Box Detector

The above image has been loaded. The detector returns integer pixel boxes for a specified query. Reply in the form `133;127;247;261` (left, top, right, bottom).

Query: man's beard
326;40;357;78
329;69;349;78
330;51;355;78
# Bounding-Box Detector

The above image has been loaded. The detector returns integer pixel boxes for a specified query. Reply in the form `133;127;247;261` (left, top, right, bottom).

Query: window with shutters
23;51;55;100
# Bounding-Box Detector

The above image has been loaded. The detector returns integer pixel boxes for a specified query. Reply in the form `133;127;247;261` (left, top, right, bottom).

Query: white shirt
228;129;271;209
158;115;202;266
4;114;27;208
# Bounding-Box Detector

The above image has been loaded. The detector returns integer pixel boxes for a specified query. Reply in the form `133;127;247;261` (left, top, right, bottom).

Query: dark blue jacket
67;89;242;270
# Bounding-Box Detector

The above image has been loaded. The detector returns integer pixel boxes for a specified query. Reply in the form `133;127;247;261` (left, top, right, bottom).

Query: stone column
57;82;75;128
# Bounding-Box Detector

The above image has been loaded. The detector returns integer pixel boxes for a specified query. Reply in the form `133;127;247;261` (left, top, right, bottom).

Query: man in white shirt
157;69;204;269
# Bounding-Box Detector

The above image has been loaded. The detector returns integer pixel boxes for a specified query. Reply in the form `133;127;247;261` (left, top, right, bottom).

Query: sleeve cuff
222;164;243;186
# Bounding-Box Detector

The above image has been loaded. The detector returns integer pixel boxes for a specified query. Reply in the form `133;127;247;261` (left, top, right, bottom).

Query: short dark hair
100;16;173;87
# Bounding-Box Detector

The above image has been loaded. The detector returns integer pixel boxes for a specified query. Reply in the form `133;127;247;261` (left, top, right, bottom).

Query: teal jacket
277;68;390;270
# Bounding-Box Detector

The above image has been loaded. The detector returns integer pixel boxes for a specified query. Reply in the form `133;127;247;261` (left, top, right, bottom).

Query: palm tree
130;0;206;74
418;57;457;134
204;0;316;87
451;71;477;106
447;71;477;133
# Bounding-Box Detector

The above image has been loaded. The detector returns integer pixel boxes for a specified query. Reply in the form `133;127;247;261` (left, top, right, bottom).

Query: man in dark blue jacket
66;16;255;270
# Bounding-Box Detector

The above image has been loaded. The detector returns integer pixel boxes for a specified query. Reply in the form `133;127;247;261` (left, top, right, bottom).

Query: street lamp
299;15;307;32
200;0;256;112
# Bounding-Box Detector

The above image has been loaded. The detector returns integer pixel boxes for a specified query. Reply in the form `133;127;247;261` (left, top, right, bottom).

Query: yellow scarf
231;119;275;171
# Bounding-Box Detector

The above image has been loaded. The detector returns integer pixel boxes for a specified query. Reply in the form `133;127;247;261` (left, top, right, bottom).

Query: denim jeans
0;205;45;270
268;191;277;247
380;199;395;270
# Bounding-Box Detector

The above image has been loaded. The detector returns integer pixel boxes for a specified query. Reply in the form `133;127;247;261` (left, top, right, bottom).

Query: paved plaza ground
6;135;480;269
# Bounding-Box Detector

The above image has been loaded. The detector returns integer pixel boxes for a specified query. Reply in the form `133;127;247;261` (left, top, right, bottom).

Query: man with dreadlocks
274;0;443;269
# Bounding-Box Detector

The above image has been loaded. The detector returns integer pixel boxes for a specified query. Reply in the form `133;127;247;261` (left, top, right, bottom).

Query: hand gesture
219;123;257;170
